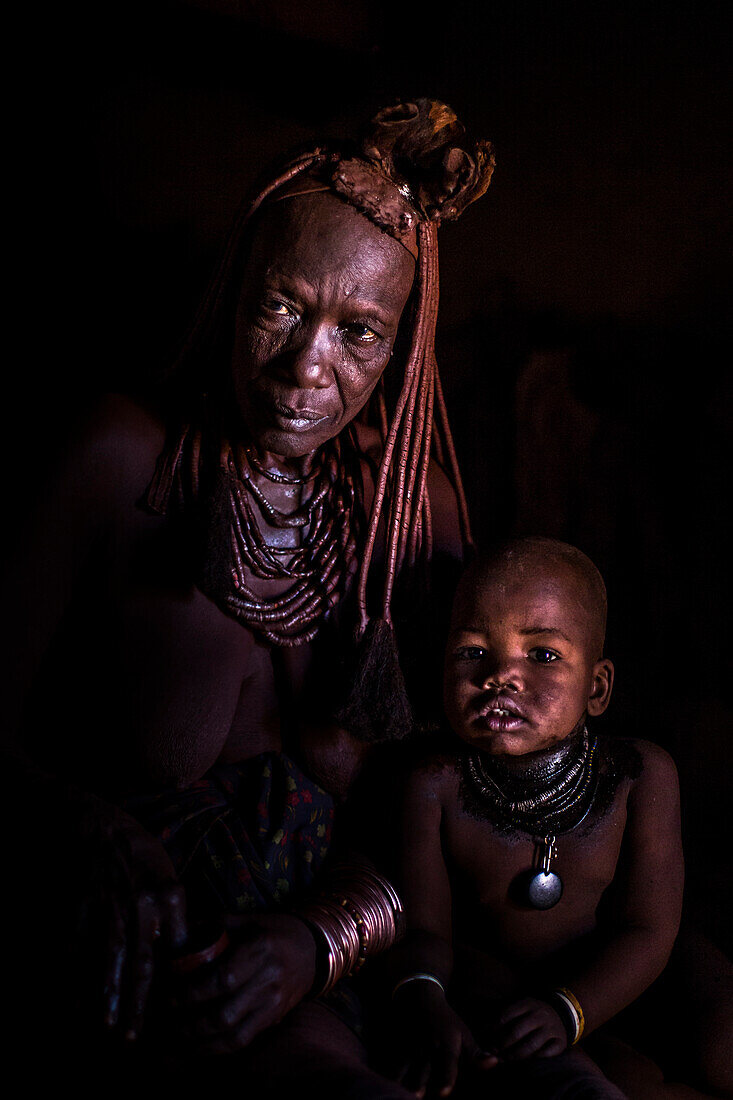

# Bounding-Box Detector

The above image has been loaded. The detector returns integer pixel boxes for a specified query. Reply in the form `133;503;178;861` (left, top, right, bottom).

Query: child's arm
568;740;683;1025
390;762;495;1097
496;740;684;1058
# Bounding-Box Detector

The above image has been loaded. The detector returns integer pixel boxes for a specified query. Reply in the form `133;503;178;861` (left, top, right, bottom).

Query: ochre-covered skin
234;194;416;463
2;189;462;1063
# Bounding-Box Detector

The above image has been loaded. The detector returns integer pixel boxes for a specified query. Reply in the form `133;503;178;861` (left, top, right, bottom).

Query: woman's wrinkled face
232;192;415;460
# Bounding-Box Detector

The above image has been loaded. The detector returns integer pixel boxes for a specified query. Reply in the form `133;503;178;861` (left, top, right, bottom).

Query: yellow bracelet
554;987;585;1044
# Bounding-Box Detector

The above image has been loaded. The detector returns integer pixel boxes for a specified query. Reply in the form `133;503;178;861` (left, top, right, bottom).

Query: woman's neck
249;446;320;482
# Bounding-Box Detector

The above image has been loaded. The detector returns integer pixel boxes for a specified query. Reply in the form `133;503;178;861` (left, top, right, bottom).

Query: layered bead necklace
461;727;599;909
208;432;362;646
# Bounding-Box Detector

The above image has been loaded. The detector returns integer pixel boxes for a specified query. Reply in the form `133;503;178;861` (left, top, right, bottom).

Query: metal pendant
526;869;564;909
526;835;563;910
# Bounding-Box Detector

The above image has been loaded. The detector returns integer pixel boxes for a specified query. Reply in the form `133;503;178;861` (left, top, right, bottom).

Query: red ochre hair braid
356;220;474;633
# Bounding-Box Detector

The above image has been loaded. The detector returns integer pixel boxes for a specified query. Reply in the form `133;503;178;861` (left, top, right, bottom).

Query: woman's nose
278;328;332;389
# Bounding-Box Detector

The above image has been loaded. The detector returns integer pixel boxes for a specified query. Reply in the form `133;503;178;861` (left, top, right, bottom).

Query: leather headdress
270;98;495;262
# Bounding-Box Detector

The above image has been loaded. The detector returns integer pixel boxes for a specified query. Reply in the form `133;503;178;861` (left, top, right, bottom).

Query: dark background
13;1;732;950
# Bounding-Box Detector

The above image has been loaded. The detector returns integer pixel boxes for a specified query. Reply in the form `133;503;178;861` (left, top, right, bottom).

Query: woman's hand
91;810;188;1040
390;981;496;1098
493;997;568;1060
175;913;317;1054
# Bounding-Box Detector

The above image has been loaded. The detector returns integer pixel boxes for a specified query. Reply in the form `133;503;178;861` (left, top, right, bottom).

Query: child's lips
474;697;527;732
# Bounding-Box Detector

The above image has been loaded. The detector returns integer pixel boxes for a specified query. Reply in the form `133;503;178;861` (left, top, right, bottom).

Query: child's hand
391;981;497;1097
493;997;568;1060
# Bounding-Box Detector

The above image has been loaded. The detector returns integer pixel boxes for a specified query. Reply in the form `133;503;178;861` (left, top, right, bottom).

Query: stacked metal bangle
297;865;404;996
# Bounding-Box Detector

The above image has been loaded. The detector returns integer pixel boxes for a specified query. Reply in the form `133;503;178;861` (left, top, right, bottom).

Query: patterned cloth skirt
123;751;335;917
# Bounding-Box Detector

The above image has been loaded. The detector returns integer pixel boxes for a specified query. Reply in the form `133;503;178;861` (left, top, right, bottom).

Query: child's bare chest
442;789;631;958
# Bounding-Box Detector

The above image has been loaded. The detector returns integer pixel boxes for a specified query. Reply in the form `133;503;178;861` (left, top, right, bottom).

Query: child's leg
595;925;733;1097
585;1033;719;1099
456;1047;628;1099
237;999;416;1099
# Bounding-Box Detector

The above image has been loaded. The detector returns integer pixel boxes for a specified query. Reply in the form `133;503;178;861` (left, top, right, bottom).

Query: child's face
444;561;613;756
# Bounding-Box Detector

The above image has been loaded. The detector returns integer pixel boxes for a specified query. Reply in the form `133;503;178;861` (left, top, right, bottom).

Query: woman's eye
263;298;292;316
528;647;560;663
344;322;379;345
454;646;486;661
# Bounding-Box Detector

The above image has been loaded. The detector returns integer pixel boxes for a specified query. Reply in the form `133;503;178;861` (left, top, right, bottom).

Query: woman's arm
1;395;194;1037
172;856;404;1053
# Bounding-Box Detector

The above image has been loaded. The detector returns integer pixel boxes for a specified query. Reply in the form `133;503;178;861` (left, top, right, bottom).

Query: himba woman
2;99;493;1093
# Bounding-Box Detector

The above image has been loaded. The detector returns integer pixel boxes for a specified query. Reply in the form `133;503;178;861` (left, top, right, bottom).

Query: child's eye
528;647;560;663
454;646;486;661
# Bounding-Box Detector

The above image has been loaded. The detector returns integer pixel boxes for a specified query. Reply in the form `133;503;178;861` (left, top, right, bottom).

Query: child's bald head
454;537;608;661
446;537;613;756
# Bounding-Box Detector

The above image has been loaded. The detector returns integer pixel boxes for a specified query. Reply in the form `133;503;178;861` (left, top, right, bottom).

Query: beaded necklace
213;432;363;646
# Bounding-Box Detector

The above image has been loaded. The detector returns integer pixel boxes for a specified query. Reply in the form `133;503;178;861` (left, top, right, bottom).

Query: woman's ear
587;657;614;717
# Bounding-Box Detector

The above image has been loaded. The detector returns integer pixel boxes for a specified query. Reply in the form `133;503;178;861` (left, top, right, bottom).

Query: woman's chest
97;510;351;777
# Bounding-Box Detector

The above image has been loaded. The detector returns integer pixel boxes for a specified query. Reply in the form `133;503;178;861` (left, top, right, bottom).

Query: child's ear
587;658;614;717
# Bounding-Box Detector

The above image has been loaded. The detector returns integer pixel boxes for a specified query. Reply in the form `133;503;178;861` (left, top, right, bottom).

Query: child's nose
481;654;522;691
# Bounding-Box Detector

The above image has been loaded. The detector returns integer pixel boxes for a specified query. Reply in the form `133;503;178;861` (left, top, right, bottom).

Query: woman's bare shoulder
55;392;167;500
75;391;165;461
426;456;463;559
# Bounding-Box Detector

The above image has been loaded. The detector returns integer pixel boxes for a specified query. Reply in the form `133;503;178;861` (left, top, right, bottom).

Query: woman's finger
122;893;161;1039
158;881;188;950
192;988;291;1055
102;898;127;1028
185;975;259;1038
191;1009;258;1056
183;938;274;1004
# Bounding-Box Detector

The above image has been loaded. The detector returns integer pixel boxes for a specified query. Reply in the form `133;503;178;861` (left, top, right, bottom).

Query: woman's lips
256;396;330;433
272;406;328;432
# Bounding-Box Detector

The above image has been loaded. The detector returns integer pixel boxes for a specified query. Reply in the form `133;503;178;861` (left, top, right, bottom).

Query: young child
389;536;683;1099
